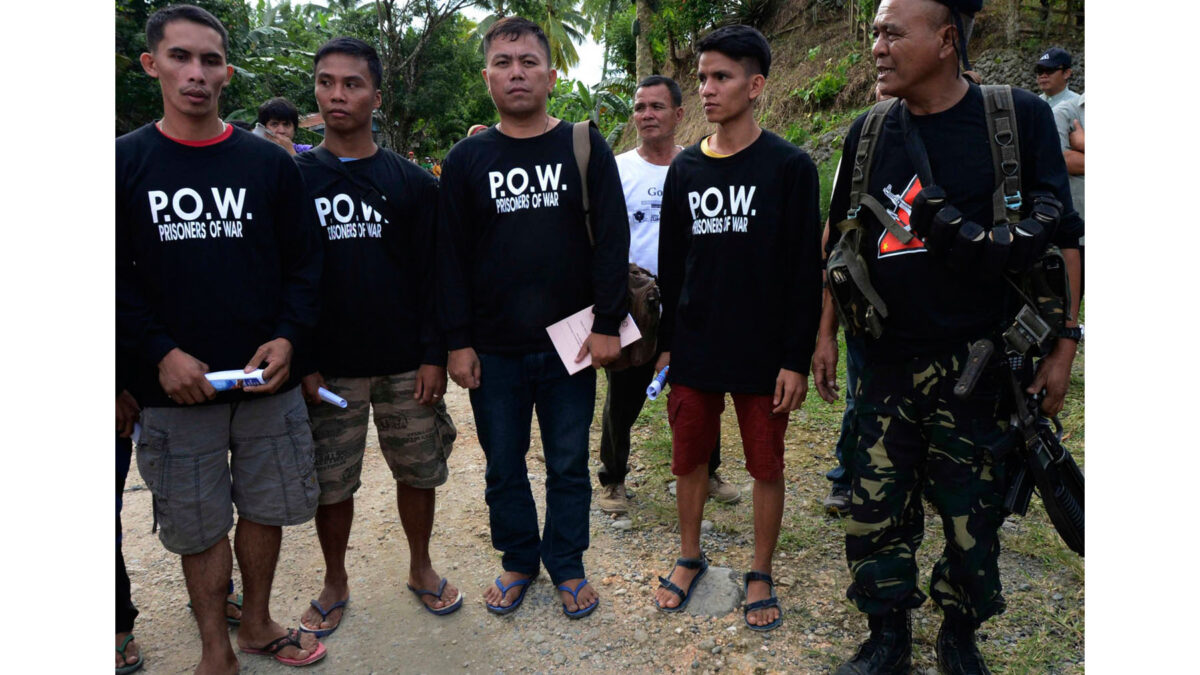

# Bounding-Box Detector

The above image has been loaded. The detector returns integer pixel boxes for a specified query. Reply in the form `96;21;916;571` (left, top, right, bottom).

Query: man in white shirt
595;75;738;514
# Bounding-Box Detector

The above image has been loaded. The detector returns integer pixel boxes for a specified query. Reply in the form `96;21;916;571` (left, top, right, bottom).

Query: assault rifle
955;338;1085;557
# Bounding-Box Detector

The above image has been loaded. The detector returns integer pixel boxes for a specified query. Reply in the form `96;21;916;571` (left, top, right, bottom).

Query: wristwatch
1057;325;1084;342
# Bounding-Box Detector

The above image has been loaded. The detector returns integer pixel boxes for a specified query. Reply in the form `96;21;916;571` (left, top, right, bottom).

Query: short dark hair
696;24;771;79
257;97;300;127
483;16;552;65
637;75;683;108
146;4;229;56
314;37;383;90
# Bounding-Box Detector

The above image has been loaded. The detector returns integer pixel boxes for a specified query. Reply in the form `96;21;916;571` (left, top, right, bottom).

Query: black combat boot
936;616;991;674
833;610;912;675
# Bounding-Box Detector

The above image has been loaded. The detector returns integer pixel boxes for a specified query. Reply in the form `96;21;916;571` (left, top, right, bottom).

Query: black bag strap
310;145;399;225
898;103;935;190
981;84;1022;226
572;121;596;247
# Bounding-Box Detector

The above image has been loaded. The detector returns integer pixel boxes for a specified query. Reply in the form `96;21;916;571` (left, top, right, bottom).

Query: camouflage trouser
309;372;457;504
845;348;1011;628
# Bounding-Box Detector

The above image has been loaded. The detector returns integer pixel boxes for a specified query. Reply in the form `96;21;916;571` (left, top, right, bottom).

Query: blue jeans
469;351;596;584
826;337;864;490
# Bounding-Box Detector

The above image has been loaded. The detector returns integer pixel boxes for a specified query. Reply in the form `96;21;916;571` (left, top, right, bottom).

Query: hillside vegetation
618;0;1085;219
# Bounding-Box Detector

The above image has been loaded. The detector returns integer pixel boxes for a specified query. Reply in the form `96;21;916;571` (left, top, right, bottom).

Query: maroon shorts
666;383;789;481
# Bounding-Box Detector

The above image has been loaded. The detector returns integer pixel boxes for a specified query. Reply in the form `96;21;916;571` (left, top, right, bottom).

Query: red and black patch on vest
877;174;927;258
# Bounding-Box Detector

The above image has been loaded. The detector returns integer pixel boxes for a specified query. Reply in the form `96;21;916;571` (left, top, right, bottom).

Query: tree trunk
635;0;652;81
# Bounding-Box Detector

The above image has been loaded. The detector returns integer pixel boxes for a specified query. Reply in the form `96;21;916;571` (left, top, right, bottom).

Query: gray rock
553;653;567;666
700;520;714;533
698;638;716;651
683;566;745;617
668;481;677;496
633;629;649;643
612;519;633;531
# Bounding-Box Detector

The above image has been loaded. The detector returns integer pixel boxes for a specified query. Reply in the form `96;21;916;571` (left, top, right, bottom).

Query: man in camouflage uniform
812;1;1083;673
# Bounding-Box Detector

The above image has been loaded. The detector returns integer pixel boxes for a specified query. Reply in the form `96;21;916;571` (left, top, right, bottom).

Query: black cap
1036;47;1072;69
933;0;982;12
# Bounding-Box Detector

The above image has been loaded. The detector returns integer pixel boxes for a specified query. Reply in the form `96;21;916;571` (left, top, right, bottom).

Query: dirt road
121;378;1084;674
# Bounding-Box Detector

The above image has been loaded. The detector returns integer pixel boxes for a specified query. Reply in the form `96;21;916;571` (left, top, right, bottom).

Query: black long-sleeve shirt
116;124;323;407
826;84;1085;364
294;148;444;376
658;130;824;395
436;122;629;355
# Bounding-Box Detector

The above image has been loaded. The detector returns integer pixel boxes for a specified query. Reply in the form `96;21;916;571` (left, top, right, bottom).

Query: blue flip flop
486;575;534;616
299;597;349;637
406;578;464;616
743;570;782;631
656;553;709;613
557;579;599;619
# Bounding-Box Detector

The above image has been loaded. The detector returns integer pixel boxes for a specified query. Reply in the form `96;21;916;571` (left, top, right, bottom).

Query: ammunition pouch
946;217;986;273
828;217;888;339
909;186;946;243
979;223;1013;278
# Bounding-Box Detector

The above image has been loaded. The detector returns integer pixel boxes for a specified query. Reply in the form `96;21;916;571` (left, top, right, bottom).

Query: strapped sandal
407;578;465;616
656;552;709;613
116;634;144;675
240;628;327;667
557;579;599;619
486;575;535;616
742;570;783;632
298;597;349;638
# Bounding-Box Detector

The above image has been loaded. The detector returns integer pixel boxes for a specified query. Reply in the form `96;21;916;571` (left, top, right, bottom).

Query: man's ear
938;24;958;60
139;52;159;79
548;68;558;90
373;88;382;110
225;64;234;85
748;73;766;101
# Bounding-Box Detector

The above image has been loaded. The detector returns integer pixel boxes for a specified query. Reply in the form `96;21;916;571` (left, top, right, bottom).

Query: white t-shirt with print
615;148;676;276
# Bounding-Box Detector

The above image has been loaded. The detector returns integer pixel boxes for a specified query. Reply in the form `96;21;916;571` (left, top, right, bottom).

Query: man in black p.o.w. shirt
437;17;629;619
292;37;462;634
652;25;823;632
814;2;1083;673
115;5;325;670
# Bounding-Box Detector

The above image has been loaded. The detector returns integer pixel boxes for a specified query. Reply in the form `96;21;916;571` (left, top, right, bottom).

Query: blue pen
646;365;669;400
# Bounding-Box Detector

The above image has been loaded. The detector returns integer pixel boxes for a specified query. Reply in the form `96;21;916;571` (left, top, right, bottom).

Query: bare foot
557;577;599;614
408;567;460;611
654;560;702;610
745;578;780;627
116;632;140;669
299;582;349;633
482;570;532;609
237;620;321;663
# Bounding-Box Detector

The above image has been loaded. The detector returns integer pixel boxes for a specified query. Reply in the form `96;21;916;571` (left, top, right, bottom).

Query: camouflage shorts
309;372;457;503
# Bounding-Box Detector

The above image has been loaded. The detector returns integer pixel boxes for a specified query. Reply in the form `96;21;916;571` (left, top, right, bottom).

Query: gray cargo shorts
308;371;458;504
135;386;319;555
